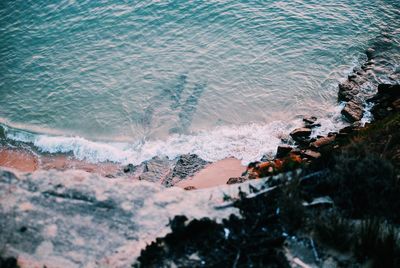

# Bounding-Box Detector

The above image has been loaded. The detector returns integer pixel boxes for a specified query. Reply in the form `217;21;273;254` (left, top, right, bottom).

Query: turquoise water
0;0;399;164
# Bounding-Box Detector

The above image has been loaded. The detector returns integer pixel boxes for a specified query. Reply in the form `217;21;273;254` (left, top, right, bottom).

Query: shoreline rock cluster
135;47;400;266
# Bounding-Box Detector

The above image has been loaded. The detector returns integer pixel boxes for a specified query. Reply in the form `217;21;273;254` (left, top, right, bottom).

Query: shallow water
0;0;399;164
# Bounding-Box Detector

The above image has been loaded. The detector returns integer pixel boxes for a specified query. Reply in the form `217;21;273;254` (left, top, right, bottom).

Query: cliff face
0;168;243;267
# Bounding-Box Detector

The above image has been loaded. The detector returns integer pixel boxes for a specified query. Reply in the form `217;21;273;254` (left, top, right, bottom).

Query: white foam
3;106;347;165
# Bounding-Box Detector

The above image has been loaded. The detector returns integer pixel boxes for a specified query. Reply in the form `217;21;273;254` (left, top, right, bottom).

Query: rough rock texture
341;101;364;122
338;81;360;102
0;169;238;267
310;136;336;149
138;156;172;183
226;176;248;185
162;154;209;187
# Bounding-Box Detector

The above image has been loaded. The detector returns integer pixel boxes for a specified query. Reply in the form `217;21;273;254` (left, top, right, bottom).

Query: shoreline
0;44;396;188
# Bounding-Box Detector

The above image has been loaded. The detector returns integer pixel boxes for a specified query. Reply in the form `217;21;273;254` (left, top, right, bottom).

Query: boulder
123;163;136;173
162;154;209;187
138;156;172;183
341;101;363;122
366;47;375;60
290;128;312;141
338;81;359;102
276;145;293;158
310;136;335;149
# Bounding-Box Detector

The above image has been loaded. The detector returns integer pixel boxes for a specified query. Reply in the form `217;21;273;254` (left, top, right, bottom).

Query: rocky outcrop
370;84;400;120
122;154;209;187
341;101;364;122
290;128;312;143
162;154;209;187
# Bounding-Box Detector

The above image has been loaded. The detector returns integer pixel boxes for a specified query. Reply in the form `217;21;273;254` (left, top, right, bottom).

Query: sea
1;0;399;165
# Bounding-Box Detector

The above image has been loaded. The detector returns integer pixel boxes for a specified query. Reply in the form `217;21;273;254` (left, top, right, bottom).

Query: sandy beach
176;157;245;189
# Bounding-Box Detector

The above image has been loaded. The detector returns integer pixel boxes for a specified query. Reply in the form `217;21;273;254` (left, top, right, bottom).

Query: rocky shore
1;47;399;267
135;47;400;267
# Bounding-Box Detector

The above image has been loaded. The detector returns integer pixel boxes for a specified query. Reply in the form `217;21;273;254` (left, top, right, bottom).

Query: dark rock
0;257;19;268
366;47;375;60
123;163;136;173
377;84;400;96
183;186;196;191
303;116;317;125
226;176;248;185
339;125;356;134
276;145;293;158
307;123;322;129
341;101;363;122
290;128;312;140
392;99;400;110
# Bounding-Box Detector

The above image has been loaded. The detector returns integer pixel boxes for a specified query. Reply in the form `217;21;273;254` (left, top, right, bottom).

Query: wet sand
0;148;39;172
0;148;121;176
176;158;246;189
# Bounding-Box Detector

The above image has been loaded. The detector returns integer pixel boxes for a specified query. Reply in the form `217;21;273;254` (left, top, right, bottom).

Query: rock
226;176;248;185
162;154;209;187
290;128;312;140
301;150;321;160
123;163;136;173
310;136;335;149
183;186;196;191
338;81;359;102
139;156;172;183
276;145;293;158
341;101;363;122
303;116;317;125
366;47;375;60
377;84;400;96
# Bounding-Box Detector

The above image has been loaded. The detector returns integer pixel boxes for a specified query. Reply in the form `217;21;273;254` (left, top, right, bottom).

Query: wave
1;105;347;165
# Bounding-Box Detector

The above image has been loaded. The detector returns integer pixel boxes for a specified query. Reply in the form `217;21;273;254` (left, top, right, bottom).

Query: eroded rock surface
0;169;238;267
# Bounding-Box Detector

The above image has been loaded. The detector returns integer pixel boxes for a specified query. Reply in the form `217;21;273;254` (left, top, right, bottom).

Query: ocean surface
1;0;399;164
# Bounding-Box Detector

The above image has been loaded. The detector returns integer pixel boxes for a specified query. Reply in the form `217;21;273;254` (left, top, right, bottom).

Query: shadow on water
139;74;205;135
139;74;188;129
172;82;206;134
